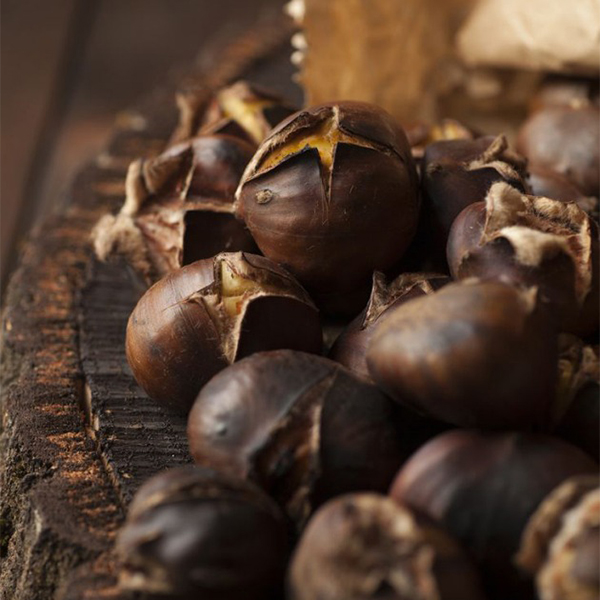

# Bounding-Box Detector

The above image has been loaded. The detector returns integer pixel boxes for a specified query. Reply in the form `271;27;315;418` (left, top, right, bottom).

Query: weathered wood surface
1;20;300;600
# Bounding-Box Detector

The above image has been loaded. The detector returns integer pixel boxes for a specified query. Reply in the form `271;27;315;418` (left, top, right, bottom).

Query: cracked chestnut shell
517;105;600;197
116;465;288;600
234;101;420;315
516;475;600;600
329;272;449;381
199;80;297;145
367;280;558;429
421;134;528;258
288;493;486;600
126;253;322;414
187;350;443;527
390;430;598;600
93;134;258;283
446;182;599;336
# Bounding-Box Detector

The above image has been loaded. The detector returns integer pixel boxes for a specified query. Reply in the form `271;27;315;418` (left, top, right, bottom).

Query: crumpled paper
458;0;600;76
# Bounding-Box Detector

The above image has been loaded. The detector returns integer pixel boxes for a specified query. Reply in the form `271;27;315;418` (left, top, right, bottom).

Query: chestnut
528;164;598;220
126;253;322;414
421;134;528;258
530;75;599;112
553;335;599;461
199;80;297;145
517;475;599;600
234;101;420;315
288;493;487;600
187;350;443;527
446;182;599;336
407;117;478;160
517;105;600;197
367;279;558;429
93;134;258;283
329;271;449;381
116;465;288;600
390;430;598;599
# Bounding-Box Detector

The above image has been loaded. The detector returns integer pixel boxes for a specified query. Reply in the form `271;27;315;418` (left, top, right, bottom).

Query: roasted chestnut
516;475;599;600
126;253;322;414
367;279;558;429
553;336;599;461
116;465;288;600
528;164;598;219
390;430;598;599
199;80;297;145
407;117;478;161
446;182;599;336
288;493;487;600
93;134;258;283
234;101;420;315
329;271;449;381
517;105;600;197
187;350;443;526
420;134;528;258
530;75;599;112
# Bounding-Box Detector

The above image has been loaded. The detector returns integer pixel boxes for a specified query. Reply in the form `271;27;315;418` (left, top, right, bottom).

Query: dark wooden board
1;18;300;600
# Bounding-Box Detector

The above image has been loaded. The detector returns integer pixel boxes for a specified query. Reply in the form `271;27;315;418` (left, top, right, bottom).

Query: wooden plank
1;17;297;599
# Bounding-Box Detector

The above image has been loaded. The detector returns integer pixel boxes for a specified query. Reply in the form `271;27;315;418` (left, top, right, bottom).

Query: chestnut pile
94;79;600;600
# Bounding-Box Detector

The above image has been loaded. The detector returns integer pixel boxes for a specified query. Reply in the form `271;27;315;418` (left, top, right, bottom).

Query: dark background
1;0;288;291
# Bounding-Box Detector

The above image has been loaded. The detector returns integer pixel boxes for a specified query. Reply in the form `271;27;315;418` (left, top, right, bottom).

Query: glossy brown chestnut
421;134;528;257
446;182;599;336
93;134;258;283
329;272;449;381
516;475;599;600
199;80;297;145
116;465;288;600
126;253;322;414
367;279;558;429
234;101;420;315
187;350;444;527
390;430;598;599
288;493;487;600
517;105;600;197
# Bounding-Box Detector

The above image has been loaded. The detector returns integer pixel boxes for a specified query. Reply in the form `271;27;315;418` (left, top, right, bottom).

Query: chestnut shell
187;350;444;526
390;430;598;599
288;493;487;600
517;106;600;197
367;280;558;429
126;253;322;414
116;465;288;600
235;101;420;315
329;272;450;381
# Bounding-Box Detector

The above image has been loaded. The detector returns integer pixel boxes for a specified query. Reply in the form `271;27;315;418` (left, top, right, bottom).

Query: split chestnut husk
93;134;258;283
126;253;322;414
446;182;599;336
234;101;420;315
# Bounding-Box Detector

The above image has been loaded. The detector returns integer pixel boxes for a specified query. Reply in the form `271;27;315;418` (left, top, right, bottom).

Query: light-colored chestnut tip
481;181;595;304
516;475;600;575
